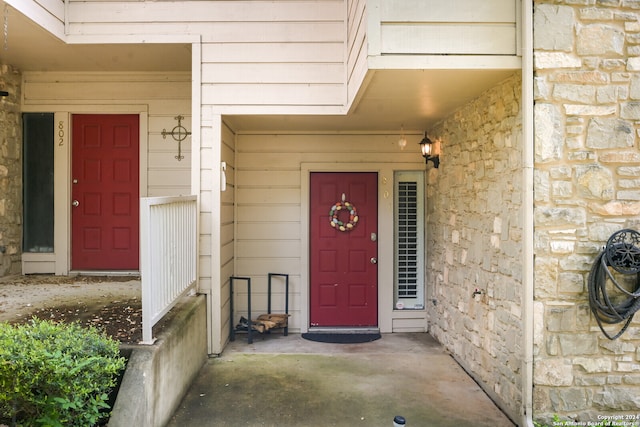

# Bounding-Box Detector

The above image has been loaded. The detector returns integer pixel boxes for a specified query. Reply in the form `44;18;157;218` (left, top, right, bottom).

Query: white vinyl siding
66;0;347;110
219;122;236;350
21;0;520;345
5;0;65;40
21;71;192;274
347;0;368;106
234;132;426;332
61;0;521;115
394;171;424;310
22;72;191;196
373;0;518;56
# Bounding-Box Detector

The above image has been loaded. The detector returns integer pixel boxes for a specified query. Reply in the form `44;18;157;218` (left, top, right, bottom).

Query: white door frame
301;162;424;333
20;106;148;275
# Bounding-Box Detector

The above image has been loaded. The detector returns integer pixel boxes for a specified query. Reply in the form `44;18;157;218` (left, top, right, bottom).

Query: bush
0;318;126;427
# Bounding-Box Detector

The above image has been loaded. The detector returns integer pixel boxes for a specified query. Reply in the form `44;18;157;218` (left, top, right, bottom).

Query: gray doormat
301;332;381;344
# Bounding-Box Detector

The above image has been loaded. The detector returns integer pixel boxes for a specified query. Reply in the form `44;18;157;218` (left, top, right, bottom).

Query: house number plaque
58;121;64;146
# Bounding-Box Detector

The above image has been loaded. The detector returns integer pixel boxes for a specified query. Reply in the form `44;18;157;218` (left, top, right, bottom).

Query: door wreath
329;201;358;231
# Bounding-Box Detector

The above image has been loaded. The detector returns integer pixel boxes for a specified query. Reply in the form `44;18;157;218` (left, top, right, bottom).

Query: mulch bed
11;298;144;344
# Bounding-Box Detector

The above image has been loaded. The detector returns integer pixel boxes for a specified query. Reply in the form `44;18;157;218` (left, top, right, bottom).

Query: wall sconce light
0;91;8;97
419;132;439;168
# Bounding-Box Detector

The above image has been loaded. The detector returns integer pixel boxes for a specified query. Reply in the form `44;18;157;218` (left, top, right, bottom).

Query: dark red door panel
72;114;139;270
310;172;378;327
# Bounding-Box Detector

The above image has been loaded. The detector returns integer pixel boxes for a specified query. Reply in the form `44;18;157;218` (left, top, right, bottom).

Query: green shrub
0;318;126;427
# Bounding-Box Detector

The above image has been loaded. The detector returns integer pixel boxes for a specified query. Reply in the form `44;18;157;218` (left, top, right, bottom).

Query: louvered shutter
395;172;425;309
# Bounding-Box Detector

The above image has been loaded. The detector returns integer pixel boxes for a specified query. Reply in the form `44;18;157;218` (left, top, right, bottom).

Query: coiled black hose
587;229;640;340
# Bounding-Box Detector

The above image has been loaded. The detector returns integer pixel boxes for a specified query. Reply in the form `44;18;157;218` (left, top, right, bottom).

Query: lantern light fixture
419;132;439;168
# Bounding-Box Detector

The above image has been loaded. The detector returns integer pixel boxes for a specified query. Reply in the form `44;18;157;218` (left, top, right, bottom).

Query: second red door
71;114;140;270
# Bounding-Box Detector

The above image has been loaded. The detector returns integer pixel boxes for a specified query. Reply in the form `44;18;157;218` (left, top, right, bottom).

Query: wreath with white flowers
329;200;358;232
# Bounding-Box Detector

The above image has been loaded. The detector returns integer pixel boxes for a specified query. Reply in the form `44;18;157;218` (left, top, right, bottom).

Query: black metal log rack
230;273;289;344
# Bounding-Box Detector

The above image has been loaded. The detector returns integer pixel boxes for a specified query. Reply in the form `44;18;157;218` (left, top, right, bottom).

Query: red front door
310;172;378;327
71;114;140;270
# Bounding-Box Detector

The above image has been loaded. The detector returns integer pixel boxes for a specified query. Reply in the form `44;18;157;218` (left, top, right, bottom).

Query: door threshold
69;270;140;277
307;327;380;334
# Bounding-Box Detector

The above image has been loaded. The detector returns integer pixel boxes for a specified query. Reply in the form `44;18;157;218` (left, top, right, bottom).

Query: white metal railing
140;195;197;344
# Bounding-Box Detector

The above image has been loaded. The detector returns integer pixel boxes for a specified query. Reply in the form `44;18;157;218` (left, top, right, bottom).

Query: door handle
72;200;79;207
370;257;377;264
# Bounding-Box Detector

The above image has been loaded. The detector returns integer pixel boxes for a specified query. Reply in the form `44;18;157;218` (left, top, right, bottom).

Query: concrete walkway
167;333;515;427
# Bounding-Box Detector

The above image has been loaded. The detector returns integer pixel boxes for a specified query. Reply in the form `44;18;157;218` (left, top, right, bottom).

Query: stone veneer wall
533;1;640;423
0;64;21;277
428;72;523;422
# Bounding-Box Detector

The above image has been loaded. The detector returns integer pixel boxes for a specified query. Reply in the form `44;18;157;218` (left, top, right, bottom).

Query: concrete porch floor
167;333;516;427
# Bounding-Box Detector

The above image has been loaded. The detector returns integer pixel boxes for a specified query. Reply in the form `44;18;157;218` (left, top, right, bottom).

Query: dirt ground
0;275;144;344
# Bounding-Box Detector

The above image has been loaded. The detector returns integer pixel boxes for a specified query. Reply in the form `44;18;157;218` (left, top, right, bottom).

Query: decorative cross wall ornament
162;115;191;161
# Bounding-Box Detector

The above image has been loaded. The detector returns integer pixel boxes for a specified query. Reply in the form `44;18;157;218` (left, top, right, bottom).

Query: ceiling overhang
1;3;518;133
